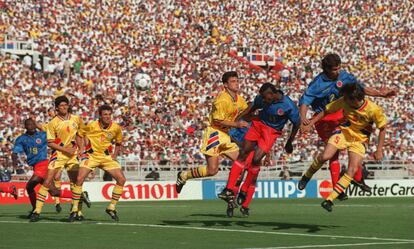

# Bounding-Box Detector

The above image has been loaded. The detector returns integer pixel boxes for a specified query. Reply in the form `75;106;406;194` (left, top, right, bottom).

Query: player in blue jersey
12;119;76;215
298;53;396;197
226;123;271;217
219;83;300;207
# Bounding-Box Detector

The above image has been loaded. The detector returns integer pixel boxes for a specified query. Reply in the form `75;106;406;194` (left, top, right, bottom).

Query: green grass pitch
0;198;413;249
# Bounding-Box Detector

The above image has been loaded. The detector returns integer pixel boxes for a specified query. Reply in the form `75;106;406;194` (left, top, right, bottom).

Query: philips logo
214;182;226;195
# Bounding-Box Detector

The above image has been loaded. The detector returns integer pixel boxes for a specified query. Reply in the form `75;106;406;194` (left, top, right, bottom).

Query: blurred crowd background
0;0;413;174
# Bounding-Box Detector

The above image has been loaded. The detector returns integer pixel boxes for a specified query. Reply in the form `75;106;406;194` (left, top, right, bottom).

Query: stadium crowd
0;0;413;173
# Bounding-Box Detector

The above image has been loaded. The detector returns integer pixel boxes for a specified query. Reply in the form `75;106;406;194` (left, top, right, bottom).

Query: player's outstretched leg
176;171;186;194
322;173;353;212
10;185;18;200
299;157;323;190
176;166;208;194
0;185;18;200
351;166;372;192
300;144;338;190
328;153;348;201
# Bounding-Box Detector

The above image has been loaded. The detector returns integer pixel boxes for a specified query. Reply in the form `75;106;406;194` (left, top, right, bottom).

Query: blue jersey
12;131;48;166
252;94;300;131
299;70;362;113
229;124;250;145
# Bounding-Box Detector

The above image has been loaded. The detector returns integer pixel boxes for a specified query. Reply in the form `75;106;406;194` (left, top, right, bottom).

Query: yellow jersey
208;90;248;132
82;120;122;155
41;123;49;132
326;98;387;142
47;114;85;158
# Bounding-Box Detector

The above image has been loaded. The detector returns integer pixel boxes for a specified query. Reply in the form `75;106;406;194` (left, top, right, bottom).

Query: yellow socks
327;173;353;202
54;180;61;205
304;157;324;178
71;185;83;212
182;166;208;181
108;185;123;211
34;185;49;214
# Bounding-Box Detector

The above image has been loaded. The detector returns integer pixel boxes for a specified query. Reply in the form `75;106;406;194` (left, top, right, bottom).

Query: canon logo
102;183;178;200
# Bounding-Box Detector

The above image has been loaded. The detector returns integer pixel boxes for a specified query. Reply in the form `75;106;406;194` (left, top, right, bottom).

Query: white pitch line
1;220;413;243
241;241;414;249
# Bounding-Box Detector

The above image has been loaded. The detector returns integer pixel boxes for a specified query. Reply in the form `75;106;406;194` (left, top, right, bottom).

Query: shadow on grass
163;214;340;233
0;213;111;224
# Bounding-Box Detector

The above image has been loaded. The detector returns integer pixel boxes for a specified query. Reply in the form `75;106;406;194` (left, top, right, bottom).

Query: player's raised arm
234;101;257;125
285;101;301;154
298;84;317;126
11;137;24;168
311;98;344;127
299;104;311;125
363;86;397;98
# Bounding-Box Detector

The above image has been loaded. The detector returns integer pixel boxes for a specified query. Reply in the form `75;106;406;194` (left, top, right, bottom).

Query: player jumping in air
226;122;271;217
298;53;396;199
176;71;249;193
302;83;387;211
219;83;300;209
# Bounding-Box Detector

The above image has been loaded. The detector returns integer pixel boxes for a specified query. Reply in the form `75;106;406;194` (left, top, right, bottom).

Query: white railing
114;159;414;181
6;159;413;182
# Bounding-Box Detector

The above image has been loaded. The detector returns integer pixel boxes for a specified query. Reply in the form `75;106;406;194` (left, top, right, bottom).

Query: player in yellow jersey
70;104;126;222
33;108;63;213
300;83;387;212
30;96;89;222
176;71;249;193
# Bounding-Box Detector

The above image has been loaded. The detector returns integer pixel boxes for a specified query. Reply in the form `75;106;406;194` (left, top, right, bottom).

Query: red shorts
244;119;281;153
33;160;48;179
314;110;344;142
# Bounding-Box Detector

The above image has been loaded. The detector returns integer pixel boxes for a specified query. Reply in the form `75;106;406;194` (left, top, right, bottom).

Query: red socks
243;184;256;208
329;160;340;187
240;166;260;208
226;160;246;193
354;166;363;182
